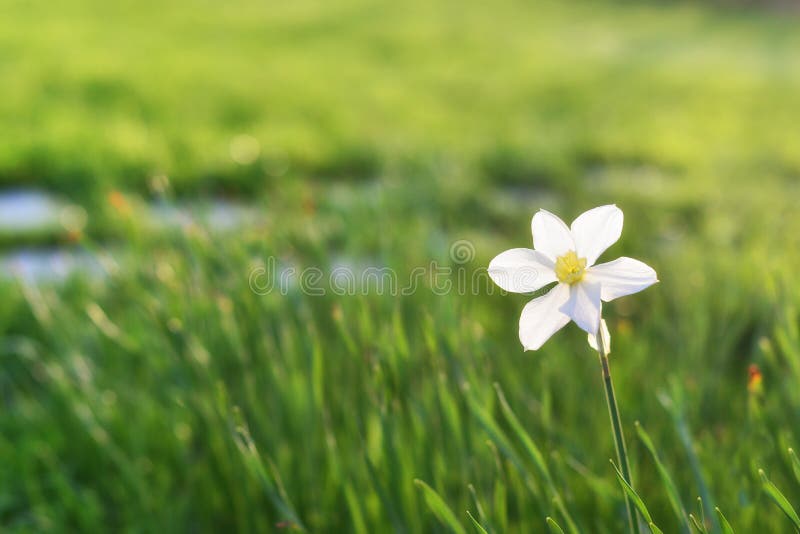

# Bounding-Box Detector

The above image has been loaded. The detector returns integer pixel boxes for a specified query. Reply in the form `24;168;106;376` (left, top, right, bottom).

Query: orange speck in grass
66;229;83;243
108;191;132;215
302;193;316;215
617;318;632;336
747;364;763;395
331;303;343;322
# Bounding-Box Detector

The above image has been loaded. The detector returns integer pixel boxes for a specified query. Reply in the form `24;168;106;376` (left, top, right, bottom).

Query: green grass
3;0;800;197
2;0;800;532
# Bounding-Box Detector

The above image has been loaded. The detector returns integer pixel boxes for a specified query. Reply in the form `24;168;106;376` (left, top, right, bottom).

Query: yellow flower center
555;251;587;285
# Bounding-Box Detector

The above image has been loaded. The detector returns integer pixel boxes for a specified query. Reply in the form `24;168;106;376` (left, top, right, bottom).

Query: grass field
2;0;800;532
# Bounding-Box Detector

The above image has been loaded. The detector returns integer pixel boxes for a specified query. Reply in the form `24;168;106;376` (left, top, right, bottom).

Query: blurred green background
2;0;800;532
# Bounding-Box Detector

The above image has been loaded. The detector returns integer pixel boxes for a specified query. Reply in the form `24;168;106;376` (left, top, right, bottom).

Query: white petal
570;205;623;266
586;257;658;302
531;209;575;261
559;280;602;334
587;318;611;354
488;248;557;293
518;283;571;351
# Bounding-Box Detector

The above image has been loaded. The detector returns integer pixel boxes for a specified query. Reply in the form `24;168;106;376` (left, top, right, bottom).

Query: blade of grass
635;421;690;533
658;384;718;532
493;383;579;534
414;479;468;534
232;422;307;532
714;507;734;534
689;514;708;533
546;516;566;534
364;455;405;533
493;383;552;486
344;483;368;534
788;448;800;486
465;388;543;502
611;460;663;534
467;510;489;534
759;469;800;531
688;497;710;533
485;440;508;534
468;484;492;533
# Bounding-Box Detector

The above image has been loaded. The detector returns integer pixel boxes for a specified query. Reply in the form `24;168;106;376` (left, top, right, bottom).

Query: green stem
596;325;640;534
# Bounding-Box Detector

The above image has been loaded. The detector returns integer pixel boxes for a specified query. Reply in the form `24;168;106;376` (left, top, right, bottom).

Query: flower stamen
555;251;587;285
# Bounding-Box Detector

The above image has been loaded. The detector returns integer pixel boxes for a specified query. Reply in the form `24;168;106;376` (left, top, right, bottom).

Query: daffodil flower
488;205;657;350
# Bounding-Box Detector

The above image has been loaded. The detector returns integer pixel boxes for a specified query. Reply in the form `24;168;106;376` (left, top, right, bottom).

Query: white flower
587;318;611;354
488;205;657;351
